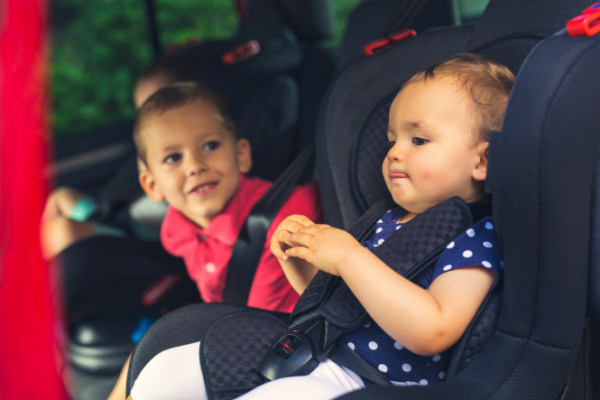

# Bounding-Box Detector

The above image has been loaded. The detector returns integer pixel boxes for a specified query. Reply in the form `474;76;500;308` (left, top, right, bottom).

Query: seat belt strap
223;142;315;306
329;340;394;387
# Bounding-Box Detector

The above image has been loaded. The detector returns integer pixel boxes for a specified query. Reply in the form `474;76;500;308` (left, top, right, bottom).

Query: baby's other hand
286;225;361;276
270;215;315;261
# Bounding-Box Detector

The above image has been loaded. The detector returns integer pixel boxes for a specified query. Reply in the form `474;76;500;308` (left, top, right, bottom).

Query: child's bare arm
42;187;85;221
270;215;319;294
286;225;495;356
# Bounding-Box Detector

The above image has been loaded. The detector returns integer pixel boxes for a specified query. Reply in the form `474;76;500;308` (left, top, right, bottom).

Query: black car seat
123;0;597;397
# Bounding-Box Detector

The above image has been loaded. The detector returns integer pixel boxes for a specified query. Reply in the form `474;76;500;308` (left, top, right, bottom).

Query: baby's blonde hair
406;53;515;145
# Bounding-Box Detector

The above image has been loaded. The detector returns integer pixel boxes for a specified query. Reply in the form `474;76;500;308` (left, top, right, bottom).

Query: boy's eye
204;141;220;151
386;140;396;149
164;153;181;164
412;137;428;146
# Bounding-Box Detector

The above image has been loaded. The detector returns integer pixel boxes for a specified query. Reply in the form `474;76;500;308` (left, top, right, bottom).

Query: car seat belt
222;142;315;306
385;0;428;36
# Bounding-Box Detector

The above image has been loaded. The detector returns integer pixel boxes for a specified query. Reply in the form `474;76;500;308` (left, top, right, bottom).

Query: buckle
222;40;260;64
567;11;600;37
259;318;329;381
363;29;416;56
582;3;600;15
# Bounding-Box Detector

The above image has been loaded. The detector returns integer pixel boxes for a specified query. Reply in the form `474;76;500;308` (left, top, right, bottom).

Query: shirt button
205;263;216;273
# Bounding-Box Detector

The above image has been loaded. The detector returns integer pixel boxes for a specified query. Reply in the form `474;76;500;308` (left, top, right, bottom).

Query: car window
51;0;238;138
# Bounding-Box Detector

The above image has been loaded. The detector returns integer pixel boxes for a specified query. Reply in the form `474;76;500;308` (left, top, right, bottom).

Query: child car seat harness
199;197;493;397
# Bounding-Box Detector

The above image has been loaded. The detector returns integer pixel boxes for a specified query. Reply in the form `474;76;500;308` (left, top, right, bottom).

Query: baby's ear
139;170;165;202
472;142;489;182
236;138;252;174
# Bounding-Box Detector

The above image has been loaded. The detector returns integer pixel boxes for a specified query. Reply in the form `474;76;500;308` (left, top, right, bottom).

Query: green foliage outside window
51;0;360;137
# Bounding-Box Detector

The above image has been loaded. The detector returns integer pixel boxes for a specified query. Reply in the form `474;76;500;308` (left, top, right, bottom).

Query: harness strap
329;340;394;387
223;142;315;306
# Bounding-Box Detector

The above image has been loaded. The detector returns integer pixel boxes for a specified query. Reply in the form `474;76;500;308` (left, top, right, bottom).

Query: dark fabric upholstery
200;311;286;400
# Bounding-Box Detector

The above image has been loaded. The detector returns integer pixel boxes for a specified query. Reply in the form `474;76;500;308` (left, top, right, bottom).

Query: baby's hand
270;215;315;261
285;225;361;276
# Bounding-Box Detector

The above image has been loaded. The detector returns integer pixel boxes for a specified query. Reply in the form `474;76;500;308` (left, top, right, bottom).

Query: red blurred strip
0;0;68;399
236;0;247;20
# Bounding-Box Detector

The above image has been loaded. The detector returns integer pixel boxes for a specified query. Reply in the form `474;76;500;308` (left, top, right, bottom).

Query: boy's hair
133;82;237;164
406;53;515;145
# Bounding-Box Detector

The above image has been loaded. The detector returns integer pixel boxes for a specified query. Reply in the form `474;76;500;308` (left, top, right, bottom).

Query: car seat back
316;0;592;231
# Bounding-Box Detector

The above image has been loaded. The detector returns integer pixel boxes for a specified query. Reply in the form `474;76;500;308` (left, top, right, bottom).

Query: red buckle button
363;29;416;56
582;3;600;15
222;40;260;64
567;11;600;37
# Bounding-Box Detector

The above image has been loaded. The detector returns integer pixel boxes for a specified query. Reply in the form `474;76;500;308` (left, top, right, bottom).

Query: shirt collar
162;175;266;247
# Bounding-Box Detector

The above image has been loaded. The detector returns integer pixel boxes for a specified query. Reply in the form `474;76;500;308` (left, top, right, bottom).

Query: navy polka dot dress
340;207;503;386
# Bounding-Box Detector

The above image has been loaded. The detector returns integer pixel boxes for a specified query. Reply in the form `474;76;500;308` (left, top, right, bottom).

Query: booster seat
125;0;599;399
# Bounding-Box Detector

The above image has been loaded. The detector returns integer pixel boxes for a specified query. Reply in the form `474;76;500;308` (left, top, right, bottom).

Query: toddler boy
135;82;322;312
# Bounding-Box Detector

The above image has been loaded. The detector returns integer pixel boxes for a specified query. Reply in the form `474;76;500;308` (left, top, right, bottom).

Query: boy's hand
270;215;315;261
285;225;362;276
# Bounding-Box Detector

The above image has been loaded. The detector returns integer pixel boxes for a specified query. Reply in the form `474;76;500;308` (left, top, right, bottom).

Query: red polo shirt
161;175;322;313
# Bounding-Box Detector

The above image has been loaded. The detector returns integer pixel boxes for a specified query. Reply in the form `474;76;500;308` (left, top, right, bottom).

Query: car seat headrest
242;0;334;43
276;0;335;43
469;0;592;50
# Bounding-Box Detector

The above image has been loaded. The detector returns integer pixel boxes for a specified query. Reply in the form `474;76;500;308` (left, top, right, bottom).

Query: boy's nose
186;153;208;175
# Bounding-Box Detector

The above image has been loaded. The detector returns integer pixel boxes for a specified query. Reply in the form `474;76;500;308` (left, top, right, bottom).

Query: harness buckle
567;10;600;37
259;318;330;381
363;29;416;56
222;40;260;64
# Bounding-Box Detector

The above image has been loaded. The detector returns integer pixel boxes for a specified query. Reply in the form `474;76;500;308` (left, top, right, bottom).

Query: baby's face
383;76;487;214
139;100;251;228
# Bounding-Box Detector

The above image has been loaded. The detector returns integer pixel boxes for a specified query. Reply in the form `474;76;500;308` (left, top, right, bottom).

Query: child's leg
129;342;364;400
234;359;364;400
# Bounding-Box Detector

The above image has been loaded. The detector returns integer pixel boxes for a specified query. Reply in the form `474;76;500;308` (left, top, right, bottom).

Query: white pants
131;341;365;400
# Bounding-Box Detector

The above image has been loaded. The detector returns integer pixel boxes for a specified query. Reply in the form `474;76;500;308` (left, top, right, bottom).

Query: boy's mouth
188;181;218;195
389;172;409;179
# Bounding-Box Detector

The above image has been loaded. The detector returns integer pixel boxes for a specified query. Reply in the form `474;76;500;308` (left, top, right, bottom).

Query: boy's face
139;100;251;228
383;77;488;214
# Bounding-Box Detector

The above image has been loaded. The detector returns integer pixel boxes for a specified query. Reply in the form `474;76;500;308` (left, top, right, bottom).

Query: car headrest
276;0;335;43
470;0;591;49
241;0;334;43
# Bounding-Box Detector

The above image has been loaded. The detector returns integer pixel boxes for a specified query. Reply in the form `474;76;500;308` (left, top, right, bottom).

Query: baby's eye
412;137;428;146
164;153;182;164
204;141;220;151
386;140;396;149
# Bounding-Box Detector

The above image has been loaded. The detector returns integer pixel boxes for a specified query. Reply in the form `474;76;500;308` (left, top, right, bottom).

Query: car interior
11;0;600;399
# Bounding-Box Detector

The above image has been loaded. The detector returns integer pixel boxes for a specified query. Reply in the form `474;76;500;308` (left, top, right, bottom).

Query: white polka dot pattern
432;354;441;362
402;364;412;372
393;341;403;350
347;342;355;350
467;229;475;237
439;372;446;380
485;222;493;229
443;265;452;271
483;241;493;248
369;341;378;350
462;250;473;258
482;261;492;268
447;241;455;249
378;364;388;373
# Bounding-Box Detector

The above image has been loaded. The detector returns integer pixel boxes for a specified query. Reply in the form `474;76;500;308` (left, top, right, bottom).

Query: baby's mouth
189;181;218;195
389;172;409;179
